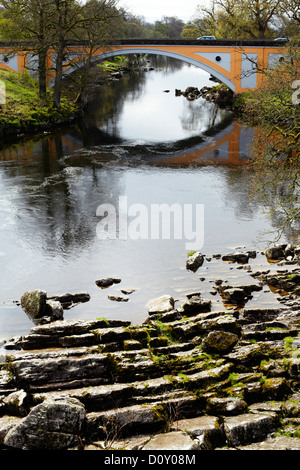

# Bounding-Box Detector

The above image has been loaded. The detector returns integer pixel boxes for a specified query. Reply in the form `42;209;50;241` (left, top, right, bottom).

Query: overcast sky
118;0;208;23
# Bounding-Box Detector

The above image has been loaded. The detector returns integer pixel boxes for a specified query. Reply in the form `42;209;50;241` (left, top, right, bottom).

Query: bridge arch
62;48;236;92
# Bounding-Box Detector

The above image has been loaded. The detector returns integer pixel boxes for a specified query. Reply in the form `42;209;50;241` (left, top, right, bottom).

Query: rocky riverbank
1;244;300;451
175;84;234;109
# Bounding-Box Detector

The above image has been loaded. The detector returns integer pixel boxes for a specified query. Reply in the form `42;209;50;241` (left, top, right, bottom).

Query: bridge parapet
0;38;289;47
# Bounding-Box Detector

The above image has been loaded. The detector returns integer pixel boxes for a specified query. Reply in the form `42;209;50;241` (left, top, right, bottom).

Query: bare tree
0;0;55;100
0;0;119;107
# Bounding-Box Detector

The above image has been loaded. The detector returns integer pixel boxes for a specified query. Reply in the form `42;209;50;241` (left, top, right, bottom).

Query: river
0;57;295;342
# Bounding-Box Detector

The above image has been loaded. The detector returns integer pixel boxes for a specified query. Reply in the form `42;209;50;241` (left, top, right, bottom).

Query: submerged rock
222;252;250;263
95;278;121;288
121;289;136;295
108;295;129;302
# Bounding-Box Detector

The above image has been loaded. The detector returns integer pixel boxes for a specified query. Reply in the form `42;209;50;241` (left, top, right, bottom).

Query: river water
0;58;294;342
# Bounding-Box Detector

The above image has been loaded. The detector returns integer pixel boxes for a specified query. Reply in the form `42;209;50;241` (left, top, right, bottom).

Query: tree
242;45;300;239
277;0;300;38
181;23;202;38
151;21;168;38
0;0;56;99
69;0;120;103
160;16;185;38
193;0;282;38
115;9;153;38
0;0;119;107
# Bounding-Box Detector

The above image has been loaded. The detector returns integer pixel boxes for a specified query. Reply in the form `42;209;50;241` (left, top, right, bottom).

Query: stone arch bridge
0;39;290;94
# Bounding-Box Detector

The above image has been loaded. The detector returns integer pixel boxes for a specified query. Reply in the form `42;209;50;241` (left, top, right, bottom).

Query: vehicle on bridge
197;36;216;40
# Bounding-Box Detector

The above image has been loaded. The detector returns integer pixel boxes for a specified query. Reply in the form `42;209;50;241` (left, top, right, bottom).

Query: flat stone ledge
142;431;201;450
238;436;300;450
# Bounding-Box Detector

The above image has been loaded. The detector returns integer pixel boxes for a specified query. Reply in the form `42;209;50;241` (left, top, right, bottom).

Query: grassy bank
0;70;80;139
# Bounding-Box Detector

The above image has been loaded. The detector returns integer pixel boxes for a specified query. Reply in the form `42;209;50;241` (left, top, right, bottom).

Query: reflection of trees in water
0;135;124;258
147;55;186;74
221;167;258;222
84;70;147;138
221;163;300;245
179;98;229;134
253;177;300;244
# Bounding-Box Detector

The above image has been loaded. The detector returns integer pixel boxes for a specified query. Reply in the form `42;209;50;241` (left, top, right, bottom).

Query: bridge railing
0;38;291;48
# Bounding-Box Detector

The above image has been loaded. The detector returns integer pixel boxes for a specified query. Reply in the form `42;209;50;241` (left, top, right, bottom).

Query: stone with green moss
20;290;47;320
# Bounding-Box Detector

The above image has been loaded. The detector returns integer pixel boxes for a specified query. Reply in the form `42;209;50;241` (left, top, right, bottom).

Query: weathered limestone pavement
0;244;300;450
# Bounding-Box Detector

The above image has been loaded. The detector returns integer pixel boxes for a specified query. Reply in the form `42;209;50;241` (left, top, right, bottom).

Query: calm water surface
0;59;294;341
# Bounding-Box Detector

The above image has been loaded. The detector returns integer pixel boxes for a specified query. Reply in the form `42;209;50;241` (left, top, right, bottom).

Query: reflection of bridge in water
0;119;253;166
152;121;254;166
52;119;253;167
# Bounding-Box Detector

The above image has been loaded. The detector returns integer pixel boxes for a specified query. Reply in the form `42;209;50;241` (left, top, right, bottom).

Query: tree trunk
52;0;65;109
52;43;64;108
38;5;48;101
38;49;48;101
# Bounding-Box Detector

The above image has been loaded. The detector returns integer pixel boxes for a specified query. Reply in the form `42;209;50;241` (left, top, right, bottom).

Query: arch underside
63;47;236;92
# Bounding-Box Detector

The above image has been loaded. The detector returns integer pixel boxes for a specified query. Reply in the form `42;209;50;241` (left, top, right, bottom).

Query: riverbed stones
49;292;90;307
221;287;247;305
175;87;201;101
45;299;63;321
147;295;175;314
265;246;285;260
2;390;29;417
173;415;223;449
20;290;91;324
201;330;239;353
108;295;129;302
143;431;201;450
206;397;247;416
200;85;234;108
4;397;86;450
223;413;277;447
222;252;250;263
2;247;300;450
10;352;111;390
256;269;300;297
95;278;121;288
181;295;211;315
186;251;204;272
238;435;300;450
20;289;47;319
